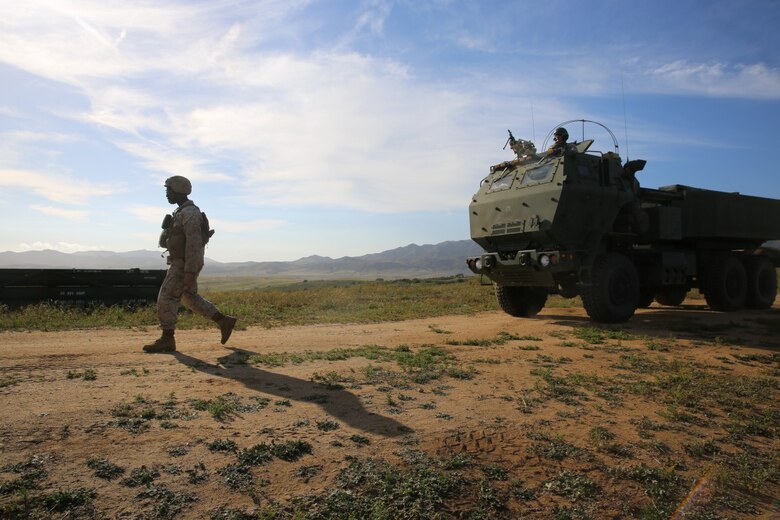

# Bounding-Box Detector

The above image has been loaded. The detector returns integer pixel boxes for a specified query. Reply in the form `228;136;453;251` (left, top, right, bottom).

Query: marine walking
143;175;237;353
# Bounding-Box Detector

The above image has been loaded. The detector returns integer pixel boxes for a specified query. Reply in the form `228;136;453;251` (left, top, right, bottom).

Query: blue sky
1;0;779;262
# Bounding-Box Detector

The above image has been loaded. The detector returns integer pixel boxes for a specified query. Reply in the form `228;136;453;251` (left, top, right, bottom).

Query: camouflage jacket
166;201;205;274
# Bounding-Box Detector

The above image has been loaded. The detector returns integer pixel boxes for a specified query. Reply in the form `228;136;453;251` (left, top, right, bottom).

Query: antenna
622;74;630;161
530;102;536;144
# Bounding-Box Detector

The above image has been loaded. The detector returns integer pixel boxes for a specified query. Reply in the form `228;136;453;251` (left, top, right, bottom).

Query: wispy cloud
0;169;117;205
0;106;23;118
354;0;393;37
645;60;780;99
117;141;234;184
30;204;90;220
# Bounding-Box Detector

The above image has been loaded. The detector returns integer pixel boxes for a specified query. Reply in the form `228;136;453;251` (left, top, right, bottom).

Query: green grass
543;469;601;500
270;440;313;461
0;277;498;331
526;431;582;461
292;456;464;519
250;344;463;388
67;368;97;380
445;331;522;347
86;458;125;480
315;419;340;431
573;326;635;344
207;395;238;422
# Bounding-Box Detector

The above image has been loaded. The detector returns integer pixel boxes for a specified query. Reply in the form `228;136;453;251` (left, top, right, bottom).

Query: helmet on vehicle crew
164;175;192;195
554;127;569;141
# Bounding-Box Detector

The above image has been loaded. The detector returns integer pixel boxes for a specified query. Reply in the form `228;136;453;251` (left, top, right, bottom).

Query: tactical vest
158;202;214;259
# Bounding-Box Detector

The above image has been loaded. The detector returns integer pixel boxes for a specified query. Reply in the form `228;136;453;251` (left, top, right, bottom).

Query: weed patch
718;446;780;492
316;419;340;432
272;440;313;461
350;434;370;445
445;331;521;347
67;368;97;380
135;484;197;518
218;464;254;491
428;324;452;334
609;463;683;517
207;439;238;453
185;463;209;485
237;444;273;466
527;432;582;461
573;327;634;345
123;465;160;487
86;458;125;480
543;469;601;501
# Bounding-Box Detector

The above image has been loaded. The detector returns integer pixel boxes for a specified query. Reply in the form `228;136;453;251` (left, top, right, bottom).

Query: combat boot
212;312;237;345
143;330;176;353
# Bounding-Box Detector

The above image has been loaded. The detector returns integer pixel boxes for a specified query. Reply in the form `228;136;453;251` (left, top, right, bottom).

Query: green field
0;276;523;332
1;271;775;333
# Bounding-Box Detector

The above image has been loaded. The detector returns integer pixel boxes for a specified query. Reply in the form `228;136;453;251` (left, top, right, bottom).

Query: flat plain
1;292;778;519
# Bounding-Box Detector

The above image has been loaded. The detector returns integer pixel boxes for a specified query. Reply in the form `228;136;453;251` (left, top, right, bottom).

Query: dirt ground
1;302;779;519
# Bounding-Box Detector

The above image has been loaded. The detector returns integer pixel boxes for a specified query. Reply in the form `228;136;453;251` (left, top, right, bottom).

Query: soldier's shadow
172;347;410;438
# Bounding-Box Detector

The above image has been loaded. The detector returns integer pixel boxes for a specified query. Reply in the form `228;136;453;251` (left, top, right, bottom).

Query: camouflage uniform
157;201;217;329
144;175;236;353
547;128;569;156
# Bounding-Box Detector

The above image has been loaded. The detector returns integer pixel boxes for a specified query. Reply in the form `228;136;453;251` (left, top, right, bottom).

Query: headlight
539;254;551;268
483;256;495;268
475;258;483;271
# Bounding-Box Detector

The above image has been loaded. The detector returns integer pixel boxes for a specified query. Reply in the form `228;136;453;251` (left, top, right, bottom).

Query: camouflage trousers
157;260;217;330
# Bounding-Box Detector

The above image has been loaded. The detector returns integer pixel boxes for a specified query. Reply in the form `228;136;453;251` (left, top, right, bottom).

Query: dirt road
1;304;778;518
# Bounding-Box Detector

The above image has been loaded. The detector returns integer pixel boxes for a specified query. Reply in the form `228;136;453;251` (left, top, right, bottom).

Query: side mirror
624;160;647;176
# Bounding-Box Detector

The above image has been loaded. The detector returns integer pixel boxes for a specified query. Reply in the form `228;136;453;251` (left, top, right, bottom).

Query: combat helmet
165;175;192;195
554;127;569;140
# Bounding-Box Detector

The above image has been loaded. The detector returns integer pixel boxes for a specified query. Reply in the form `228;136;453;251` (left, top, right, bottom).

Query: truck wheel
495;285;547;317
655;286;687;306
703;254;747;311
581;253;639;323
743;256;777;309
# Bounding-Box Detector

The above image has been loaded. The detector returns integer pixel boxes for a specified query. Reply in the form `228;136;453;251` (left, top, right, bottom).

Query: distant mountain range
3;239;778;279
0;240;484;278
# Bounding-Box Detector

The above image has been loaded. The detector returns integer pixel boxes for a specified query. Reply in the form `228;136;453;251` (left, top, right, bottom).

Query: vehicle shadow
542;305;780;351
172;347;410;438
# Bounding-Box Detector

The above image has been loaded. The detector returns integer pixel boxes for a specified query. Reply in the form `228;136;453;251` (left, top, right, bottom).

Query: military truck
467;120;780;323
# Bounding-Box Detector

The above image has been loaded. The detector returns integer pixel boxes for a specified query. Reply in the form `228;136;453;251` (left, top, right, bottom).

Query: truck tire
495;285;547;317
581;253;640;323
655;286;687;306
743;255;777;309
702;254;747;311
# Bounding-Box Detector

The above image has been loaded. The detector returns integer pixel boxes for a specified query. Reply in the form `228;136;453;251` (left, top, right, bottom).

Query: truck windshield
520;163;555;186
488;168;515;192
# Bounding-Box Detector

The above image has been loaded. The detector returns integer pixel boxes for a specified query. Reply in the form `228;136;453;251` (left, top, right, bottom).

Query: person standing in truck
143;175;237;353
546;127;569;155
